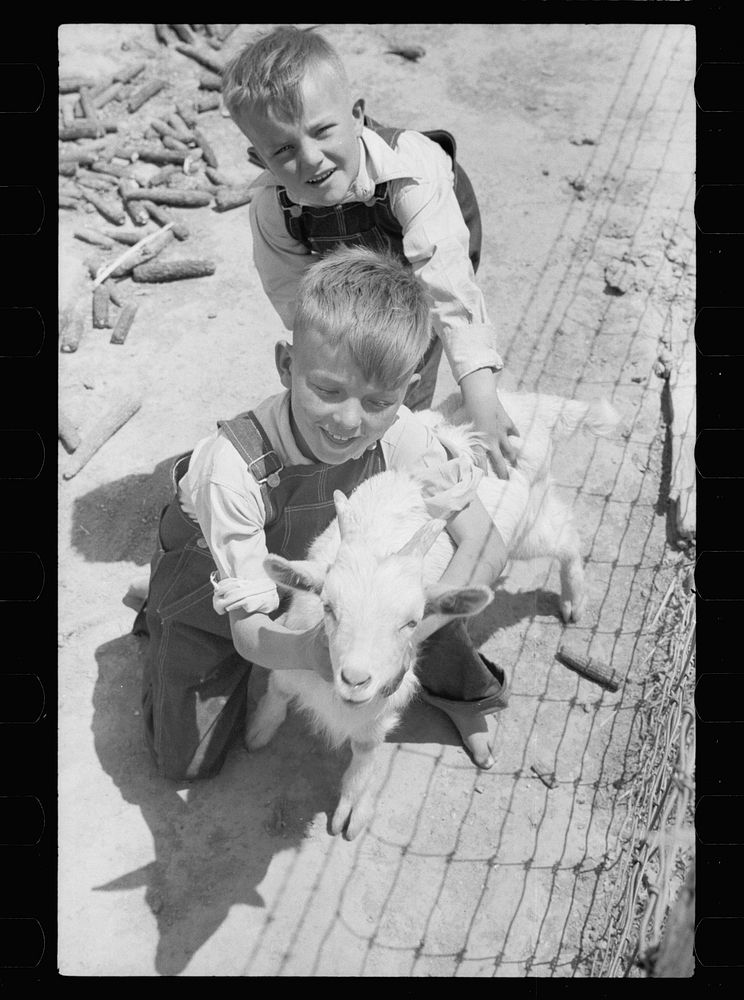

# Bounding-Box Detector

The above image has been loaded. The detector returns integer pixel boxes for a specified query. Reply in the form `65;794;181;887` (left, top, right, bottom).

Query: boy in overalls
221;24;519;480
136;248;514;782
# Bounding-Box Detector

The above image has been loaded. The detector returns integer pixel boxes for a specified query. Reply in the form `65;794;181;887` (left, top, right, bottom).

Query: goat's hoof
330;801;352;837
570;595;587;624
244;697;288;751
330;800;371;840
244;731;268;752
244;718;281;751
560;596;585;624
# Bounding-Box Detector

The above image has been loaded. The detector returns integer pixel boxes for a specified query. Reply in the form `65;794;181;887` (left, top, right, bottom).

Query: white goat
246;390;620;839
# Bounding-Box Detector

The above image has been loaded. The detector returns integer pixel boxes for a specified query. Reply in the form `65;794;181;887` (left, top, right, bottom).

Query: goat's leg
245;673;291;750
557;529;586;624
331;739;378;840
549;499;586;623
513;491;586;624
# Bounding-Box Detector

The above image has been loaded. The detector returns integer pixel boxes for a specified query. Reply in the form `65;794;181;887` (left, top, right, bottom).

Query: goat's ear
396;518;447;558
424;584;493;619
263;555;326;594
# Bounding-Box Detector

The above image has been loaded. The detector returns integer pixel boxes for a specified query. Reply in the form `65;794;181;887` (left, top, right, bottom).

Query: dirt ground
57;23;695;977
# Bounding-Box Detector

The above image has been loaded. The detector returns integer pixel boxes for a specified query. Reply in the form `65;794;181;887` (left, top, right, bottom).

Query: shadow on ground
71;455;179;566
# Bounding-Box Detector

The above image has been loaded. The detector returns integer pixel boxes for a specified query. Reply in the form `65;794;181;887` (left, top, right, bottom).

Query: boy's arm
249;185;314;330
437;495;508;591
391;133;519;477
229;608;333;680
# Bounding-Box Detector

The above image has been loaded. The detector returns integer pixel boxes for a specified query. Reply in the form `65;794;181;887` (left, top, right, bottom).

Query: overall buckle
248;451;284;488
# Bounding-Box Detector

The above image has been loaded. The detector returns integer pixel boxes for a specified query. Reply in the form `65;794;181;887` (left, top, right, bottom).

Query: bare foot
123;574;150;611
420;691;501;768
123;577;149;612
439;706;499;769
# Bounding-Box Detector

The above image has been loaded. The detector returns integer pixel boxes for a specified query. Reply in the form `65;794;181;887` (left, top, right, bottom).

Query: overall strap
277;186;302;217
421;128;457;163
216;410;284;524
365;114;457;165
276;187;306;246
363;114;404;150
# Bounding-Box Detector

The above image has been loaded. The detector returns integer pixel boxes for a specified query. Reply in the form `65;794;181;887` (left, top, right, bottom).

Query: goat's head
264;491;494;706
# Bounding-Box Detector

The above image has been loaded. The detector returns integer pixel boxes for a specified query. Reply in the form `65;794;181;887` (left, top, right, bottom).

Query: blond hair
294;247;432;388
222;25;348;122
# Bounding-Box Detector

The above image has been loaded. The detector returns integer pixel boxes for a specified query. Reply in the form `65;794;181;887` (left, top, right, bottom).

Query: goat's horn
333;489;355;540
396;518;447;558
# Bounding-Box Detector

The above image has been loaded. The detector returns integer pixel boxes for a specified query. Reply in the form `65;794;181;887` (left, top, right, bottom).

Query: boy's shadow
72;455;177;566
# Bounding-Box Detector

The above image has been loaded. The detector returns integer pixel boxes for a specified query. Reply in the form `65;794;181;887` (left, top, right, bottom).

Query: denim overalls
276;117;484;412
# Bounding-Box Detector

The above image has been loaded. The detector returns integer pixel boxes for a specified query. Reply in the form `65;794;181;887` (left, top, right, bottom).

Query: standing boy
136;248;517;782
222;25;519;479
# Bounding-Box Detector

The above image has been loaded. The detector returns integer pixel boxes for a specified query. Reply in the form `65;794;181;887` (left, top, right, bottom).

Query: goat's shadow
468;586;564;647
77;454;560;973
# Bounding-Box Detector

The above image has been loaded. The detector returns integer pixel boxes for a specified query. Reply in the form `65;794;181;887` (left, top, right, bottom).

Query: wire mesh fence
591;564;695;977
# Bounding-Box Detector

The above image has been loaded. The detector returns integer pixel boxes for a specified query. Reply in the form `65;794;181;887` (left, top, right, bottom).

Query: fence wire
590;562;695;977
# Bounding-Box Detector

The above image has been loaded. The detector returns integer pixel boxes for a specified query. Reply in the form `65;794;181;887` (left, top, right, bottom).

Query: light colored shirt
178;392;482;617
249;126;504;385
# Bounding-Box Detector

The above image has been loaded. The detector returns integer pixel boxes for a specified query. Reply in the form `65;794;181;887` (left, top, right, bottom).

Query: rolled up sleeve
194;477;281;617
390;134;503;383
249;184;313;331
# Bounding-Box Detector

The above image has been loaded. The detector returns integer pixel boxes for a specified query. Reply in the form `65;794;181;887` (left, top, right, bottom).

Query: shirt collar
342;127;422;203
249;126;422;205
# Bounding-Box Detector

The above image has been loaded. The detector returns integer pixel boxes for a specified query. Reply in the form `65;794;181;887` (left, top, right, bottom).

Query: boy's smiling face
275;327;409;465
234;64;365;207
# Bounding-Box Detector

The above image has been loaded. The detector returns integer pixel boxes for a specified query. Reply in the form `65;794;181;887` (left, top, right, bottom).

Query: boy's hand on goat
470;397;520;480
459;370;520;480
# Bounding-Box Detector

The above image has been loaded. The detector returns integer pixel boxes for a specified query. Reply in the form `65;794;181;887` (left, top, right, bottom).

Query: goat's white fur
246;390;620;839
